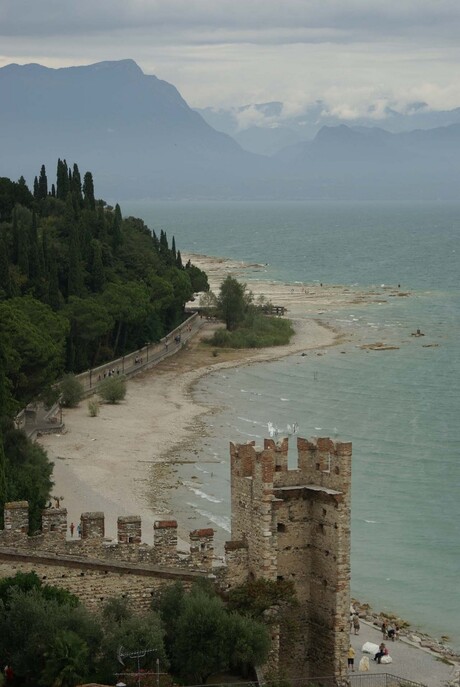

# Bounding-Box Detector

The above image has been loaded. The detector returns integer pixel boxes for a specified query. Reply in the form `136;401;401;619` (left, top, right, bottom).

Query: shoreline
37;253;459;677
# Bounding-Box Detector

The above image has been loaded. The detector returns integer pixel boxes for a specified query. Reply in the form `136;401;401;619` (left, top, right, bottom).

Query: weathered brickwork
227;437;351;680
0;434;352;681
0;505;215;613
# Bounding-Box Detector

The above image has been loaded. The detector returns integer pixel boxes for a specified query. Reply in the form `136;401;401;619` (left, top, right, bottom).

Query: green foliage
0;584;99;687
98;375;127;404
216;275;248;331
156;583;270;684
87;398;99;417
185;261;209;293
60;374;84;408
96;612;168;686
209;313;294;349
227;578;298;620
0;297;68;407
2;427;54;531
41;630;90;687
101;596;133;626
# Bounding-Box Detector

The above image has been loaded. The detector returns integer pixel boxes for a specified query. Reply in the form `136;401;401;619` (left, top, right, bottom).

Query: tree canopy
0;160;209;530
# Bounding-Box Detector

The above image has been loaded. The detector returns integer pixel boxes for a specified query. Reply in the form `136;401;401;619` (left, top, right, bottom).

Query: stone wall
0;503;215;613
227;436;352;680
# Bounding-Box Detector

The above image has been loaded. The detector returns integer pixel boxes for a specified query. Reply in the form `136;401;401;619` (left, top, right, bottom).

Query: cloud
1;1;460;113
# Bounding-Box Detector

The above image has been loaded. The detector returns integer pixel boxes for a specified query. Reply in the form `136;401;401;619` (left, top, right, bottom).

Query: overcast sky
1;0;460;118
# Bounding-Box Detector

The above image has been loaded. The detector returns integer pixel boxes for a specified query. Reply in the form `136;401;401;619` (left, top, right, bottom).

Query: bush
60;374;84;407
98;376;127;404
88;399;100;417
208;314;294;349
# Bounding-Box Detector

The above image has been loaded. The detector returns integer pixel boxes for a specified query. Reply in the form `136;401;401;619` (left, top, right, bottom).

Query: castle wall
0;505;216;614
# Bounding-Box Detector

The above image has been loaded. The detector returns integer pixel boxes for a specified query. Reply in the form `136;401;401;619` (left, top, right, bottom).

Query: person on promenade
374;643;388;664
387;624;395;641
348;646;356;671
70;522;74;537
381;620;388;638
353;614;360;635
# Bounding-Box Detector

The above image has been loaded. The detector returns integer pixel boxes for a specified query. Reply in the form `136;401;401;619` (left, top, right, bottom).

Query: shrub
60;374;84;407
88;399;100;417
208;314;294;349
98;376;127;404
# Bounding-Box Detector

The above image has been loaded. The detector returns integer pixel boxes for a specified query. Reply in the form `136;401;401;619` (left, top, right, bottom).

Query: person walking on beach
348;645;356;671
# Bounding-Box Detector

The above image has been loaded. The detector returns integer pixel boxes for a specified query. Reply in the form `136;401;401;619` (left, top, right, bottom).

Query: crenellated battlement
0;502;214;573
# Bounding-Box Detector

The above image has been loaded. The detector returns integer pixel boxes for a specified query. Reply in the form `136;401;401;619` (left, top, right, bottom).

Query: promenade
349;619;457;687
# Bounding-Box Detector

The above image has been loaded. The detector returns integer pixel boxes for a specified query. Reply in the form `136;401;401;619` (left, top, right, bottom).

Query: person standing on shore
348;646;356;671
353;614;360;635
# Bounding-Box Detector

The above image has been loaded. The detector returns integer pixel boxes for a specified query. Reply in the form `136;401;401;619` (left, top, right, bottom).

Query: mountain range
1;59;459;201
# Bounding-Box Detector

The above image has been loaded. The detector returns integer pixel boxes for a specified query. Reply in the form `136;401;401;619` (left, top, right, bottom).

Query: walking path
349;620;458;687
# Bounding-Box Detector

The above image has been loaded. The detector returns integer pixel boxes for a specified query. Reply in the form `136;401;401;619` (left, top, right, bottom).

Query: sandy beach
39;253;399;546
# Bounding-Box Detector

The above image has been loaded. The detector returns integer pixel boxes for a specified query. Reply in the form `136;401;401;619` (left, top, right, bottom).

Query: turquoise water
123;200;460;648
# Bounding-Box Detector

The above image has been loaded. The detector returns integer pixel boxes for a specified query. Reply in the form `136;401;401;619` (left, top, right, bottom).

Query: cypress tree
89;240;105;292
71;163;83;206
12;207;30;278
56;158;69;200
176;249;183;269
82;171;96;210
28;210;42;285
38;164;48;199
111;203;123;251
67;224;84;297
171;236;177;263
51;183;56;198
33;176;39;199
48;253;62;310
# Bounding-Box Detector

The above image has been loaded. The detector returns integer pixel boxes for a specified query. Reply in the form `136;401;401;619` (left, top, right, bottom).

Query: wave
183;483;222;503
194;465;208;474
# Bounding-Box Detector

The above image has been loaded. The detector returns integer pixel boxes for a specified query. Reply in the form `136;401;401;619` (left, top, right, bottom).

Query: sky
1;0;460;120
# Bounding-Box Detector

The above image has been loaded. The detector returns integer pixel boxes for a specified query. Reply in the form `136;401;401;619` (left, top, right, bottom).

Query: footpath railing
203;676;426;687
21;312;203;439
75;312;200;393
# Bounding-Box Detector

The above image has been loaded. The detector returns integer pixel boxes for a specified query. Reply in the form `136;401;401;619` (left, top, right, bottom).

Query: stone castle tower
225;436;352;679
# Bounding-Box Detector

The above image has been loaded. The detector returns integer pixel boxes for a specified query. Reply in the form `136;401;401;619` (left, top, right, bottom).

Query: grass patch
207;314;294;349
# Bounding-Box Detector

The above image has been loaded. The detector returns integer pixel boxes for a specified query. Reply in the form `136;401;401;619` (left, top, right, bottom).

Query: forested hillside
0;160;208;527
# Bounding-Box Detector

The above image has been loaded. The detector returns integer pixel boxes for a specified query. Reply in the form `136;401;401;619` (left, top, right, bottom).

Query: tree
38;165;48;200
59;374;84;408
96;611;168;686
216;276;249;331
56;159;69;201
98;376;127;404
167;588;269;684
41;630;90;687
0;586;100;687
0;297;68;407
82;172;95;210
2;429;54;531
